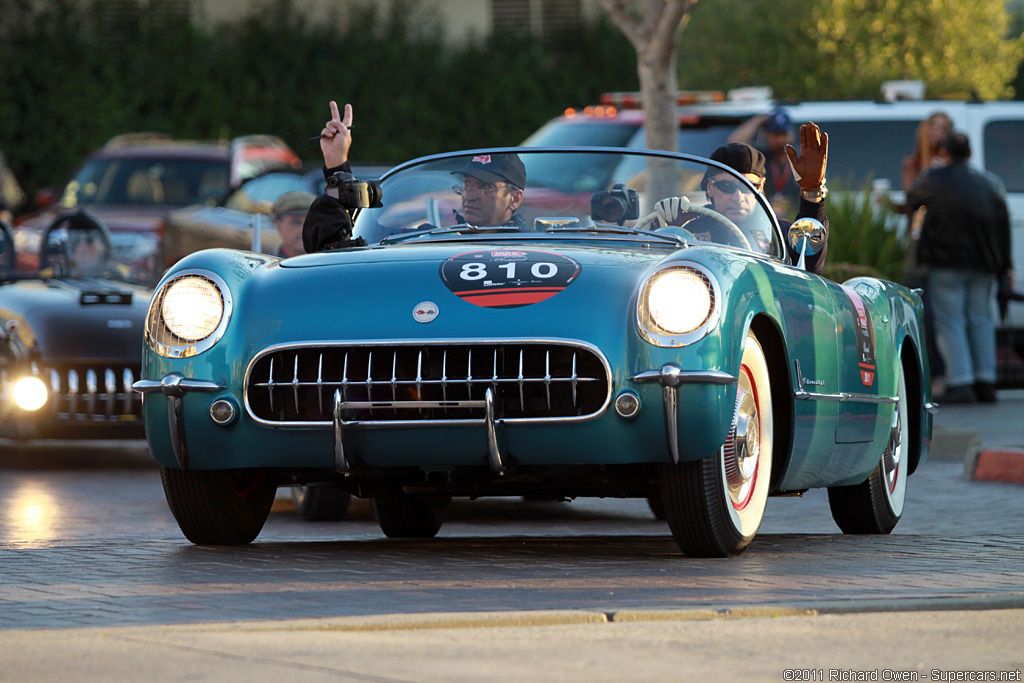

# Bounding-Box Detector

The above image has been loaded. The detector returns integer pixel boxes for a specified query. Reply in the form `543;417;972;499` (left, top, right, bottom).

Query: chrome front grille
0;364;143;421
245;341;611;425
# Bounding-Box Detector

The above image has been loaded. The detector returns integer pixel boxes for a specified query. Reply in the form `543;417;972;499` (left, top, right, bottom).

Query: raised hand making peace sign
318;100;354;169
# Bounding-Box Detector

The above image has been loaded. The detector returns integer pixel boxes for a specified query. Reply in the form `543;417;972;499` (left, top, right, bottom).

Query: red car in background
14;133;300;285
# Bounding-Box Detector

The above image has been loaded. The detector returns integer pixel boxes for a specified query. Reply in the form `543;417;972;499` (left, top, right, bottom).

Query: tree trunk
599;0;694;206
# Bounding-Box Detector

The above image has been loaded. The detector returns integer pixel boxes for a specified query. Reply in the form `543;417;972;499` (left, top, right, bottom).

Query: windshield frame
357;146;785;261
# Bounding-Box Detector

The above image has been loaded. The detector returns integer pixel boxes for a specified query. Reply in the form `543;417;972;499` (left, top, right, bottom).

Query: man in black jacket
907;131;1014;403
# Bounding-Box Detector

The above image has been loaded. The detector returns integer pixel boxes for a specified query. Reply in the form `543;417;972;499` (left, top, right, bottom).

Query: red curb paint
973;448;1024;483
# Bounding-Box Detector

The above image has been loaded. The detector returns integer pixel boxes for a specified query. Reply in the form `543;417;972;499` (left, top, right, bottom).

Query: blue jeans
927;268;997;386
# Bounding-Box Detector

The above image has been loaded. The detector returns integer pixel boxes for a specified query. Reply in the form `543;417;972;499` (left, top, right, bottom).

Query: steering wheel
635;199;752;251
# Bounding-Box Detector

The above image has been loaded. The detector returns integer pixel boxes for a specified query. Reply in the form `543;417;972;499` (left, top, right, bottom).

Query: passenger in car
302;101;526;251
654;122;830;274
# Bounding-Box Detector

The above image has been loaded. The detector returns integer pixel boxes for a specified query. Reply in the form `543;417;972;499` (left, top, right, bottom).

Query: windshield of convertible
352;149;782;258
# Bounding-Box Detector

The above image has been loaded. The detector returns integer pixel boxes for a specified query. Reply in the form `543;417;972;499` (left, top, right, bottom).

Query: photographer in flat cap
271;191;315;258
655;122;830;274
302;100;526;252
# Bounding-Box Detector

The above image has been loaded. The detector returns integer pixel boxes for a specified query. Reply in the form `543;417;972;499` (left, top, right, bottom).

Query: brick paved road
1;434;1022;631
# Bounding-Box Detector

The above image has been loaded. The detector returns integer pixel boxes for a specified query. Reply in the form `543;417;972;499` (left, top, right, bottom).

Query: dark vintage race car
136;147;935;557
0;211;150;440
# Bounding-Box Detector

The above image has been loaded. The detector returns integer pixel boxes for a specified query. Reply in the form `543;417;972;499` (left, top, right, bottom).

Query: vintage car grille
246;341;611;425
7;364;144;421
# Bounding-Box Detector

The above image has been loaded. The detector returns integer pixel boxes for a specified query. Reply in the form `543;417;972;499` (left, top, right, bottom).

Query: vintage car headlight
13;377;48;411
638;264;720;347
147;270;232;357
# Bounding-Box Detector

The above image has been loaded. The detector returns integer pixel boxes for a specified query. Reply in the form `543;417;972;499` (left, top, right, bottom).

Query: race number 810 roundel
440;249;582;309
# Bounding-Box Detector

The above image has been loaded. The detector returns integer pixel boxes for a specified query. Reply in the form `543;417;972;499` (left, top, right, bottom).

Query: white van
524;90;1024;383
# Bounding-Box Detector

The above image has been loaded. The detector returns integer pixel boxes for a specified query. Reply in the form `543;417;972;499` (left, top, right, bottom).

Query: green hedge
0;0;636;210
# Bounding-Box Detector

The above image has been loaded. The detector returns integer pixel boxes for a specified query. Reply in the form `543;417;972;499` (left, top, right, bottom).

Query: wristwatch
801;184;828;201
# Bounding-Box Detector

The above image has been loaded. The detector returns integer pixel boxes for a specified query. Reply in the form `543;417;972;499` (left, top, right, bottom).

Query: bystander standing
901;111;954;393
906;131;1013;403
728;107;801;216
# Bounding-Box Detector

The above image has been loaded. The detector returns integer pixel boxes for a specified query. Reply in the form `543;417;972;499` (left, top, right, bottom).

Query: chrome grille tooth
518;349;525;412
545;350;552;411
441;349;448;406
317;353;324;417
572;352;578;406
416;351;424;417
268;357;275;411
68;369;79;415
366;350;373;415
85;369;97;416
123;368;135;415
342;351;349;404
292;354;300;414
466;348;473;400
105;368;117;417
492;349;498;394
391;351;398;404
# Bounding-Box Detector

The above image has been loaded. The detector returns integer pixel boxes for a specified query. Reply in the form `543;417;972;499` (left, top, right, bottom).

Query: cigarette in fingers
308;125;353;142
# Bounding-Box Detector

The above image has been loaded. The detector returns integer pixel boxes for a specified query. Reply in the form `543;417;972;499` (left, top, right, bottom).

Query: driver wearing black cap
656;122;830;274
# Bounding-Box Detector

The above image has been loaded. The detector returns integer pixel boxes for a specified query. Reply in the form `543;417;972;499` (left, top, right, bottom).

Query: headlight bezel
146;269;232;358
637;263;721;347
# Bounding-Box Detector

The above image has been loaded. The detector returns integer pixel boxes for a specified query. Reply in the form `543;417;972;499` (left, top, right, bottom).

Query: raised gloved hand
785;122;828;196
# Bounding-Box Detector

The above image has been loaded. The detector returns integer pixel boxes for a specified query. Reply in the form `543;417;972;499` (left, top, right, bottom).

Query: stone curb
52;595;1022;636
929;426;982;462
965;446;1024;484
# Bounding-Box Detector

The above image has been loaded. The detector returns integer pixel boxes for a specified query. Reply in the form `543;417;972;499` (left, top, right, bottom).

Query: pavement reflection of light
4;482;58;546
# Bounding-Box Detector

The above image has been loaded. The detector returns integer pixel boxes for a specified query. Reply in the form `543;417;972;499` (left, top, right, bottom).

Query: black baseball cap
764;107;792;133
452;153;526;189
702;142;766;189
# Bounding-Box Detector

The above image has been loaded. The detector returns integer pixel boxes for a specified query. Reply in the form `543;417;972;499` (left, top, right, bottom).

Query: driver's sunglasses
709;179;757;196
452;179;512;197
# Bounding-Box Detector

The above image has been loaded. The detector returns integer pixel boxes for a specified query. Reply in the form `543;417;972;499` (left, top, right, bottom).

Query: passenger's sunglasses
709;179;756;196
452;181;512;197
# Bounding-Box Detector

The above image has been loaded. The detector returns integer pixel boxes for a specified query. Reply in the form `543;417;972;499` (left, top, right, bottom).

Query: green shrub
820;185;907;284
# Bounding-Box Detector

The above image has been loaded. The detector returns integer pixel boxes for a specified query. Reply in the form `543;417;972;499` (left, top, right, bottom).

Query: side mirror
788;217;825;270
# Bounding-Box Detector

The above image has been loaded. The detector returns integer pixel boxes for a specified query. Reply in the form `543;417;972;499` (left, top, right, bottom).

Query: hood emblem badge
413;302;439;323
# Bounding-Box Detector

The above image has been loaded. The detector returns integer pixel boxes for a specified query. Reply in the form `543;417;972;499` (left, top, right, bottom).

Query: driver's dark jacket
303;163;828;275
673;197;829;275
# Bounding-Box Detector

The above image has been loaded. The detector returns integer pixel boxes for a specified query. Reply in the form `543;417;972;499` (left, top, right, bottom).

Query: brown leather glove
784;122;828;193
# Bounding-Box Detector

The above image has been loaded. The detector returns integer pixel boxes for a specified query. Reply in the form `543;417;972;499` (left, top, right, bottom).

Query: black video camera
326;172;384;209
590;183;639;225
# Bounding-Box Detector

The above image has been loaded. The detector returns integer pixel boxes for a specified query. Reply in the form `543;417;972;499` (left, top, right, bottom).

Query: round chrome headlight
161;277;223;341
13;376;48;411
638;264;719;347
147;270;232;358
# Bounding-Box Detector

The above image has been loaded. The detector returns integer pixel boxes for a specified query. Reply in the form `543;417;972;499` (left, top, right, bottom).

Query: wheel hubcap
723;374;759;509
882;403;902;493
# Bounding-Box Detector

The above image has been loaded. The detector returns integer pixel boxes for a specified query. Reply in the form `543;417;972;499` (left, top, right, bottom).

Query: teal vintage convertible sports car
135;147;934;557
